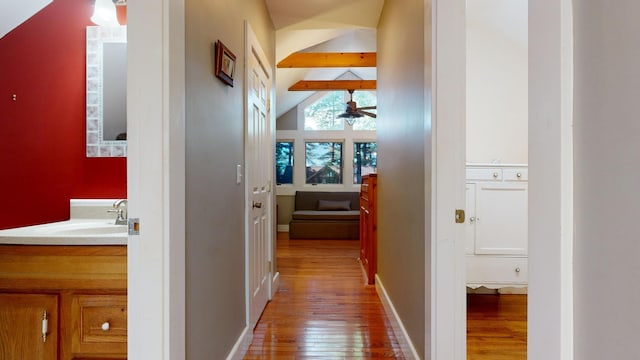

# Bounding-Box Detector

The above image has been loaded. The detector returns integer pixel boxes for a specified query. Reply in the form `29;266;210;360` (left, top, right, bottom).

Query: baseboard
375;274;421;360
277;224;289;232
225;325;253;360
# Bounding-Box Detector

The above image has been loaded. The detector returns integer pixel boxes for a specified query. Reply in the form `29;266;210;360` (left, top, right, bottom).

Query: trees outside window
353;142;377;184
275;141;294;184
305;142;343;184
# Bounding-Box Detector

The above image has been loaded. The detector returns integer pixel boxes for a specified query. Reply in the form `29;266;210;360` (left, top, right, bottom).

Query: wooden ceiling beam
288;80;377;91
277;52;376;68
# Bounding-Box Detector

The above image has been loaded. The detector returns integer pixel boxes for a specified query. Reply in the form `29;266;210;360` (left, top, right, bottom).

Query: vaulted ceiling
265;0;385;118
0;0;52;39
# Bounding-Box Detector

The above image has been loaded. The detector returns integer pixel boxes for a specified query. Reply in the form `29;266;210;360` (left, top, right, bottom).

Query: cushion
317;199;351;211
292;210;360;221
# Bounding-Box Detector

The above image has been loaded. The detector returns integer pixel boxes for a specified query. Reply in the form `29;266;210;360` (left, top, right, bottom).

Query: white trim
277;224;289;232
224;326;253;360
528;1;574;359
127;0;186;359
376;275;421;360
431;0;467;358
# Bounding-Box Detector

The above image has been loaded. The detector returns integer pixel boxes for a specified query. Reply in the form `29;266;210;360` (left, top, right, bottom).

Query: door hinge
267;260;273;273
455;209;465;223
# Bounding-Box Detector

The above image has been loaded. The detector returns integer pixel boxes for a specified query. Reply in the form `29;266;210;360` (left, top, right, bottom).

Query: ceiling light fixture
91;0;127;26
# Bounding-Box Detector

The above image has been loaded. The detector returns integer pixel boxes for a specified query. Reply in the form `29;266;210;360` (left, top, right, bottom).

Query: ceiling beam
288;80;377;91
277;52;377;68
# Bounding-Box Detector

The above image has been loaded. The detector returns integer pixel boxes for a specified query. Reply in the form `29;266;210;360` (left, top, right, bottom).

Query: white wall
573;1;640;358
466;0;528;164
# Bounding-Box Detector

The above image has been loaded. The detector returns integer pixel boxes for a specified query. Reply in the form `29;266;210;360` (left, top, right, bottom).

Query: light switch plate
236;164;242;184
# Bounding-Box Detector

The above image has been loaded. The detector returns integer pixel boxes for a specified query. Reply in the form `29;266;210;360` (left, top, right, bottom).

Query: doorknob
253;202;263;209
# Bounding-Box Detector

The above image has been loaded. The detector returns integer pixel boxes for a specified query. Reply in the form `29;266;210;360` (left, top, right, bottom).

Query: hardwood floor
245;233;527;359
245;233;404;359
467;293;527;360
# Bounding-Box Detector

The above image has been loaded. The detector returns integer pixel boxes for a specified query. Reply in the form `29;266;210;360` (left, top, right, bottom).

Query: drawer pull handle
101;321;110;331
515;267;521;273
42;311;48;343
469;217;476;223
493;172;499;178
517;172;522;178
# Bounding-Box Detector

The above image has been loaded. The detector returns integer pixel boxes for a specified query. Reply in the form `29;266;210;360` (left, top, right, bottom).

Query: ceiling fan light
338;111;363;118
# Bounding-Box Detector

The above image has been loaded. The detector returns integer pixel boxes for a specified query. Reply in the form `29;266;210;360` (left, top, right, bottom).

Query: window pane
305;142;343;184
303;91;344;130
353;142;377;184
275;141;294;184
352;91;377;131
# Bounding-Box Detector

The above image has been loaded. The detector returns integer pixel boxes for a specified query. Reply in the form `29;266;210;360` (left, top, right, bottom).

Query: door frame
431;0;574;359
127;0;186;359
125;0;573;358
430;0;467;358
244;20;276;329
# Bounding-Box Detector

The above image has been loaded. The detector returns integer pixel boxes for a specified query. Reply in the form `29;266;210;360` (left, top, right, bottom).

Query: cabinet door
0;293;58;360
475;182;528;255
465;183;476;254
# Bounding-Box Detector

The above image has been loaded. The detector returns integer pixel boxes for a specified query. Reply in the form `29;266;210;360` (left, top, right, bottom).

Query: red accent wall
0;0;126;229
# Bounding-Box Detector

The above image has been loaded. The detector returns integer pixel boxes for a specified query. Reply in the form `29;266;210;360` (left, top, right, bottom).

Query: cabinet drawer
71;294;127;356
466;168;502;181
503;168;528;181
466;256;527;287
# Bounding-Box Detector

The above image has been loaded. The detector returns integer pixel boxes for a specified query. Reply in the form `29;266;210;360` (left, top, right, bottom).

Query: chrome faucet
108;199;128;225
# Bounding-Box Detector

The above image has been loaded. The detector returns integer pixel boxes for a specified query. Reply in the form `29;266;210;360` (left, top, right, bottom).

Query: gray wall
377;0;429;357
276;195;294;225
185;1;275;358
573;2;640;358
276;106;297;131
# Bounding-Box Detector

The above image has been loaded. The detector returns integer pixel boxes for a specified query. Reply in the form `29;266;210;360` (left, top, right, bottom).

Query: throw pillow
317;199;351;211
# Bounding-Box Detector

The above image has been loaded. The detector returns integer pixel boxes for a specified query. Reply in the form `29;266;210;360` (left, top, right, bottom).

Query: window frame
304;140;345;185
275;140;295;186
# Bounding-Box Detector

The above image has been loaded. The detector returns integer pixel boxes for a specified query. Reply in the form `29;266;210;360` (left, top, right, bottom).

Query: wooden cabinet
0;293;58;360
360;174;377;285
0;245;127;360
466;165;528;288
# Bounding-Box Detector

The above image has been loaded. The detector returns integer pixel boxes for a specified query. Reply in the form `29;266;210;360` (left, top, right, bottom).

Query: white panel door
475;182;528;255
246;25;272;329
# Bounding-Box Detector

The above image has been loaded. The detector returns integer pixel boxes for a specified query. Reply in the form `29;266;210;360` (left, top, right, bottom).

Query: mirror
86;26;127;157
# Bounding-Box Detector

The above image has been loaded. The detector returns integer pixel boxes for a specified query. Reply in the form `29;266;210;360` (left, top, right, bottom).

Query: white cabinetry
466;164;528;288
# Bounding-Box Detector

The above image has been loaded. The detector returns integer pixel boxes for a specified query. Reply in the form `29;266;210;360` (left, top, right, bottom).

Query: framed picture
215;40;236;87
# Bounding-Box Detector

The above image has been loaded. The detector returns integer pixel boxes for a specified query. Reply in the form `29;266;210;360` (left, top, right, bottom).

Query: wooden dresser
360;174;377;285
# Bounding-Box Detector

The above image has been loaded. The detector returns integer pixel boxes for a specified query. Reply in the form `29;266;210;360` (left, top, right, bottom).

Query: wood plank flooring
245;234;404;359
245;233;527;359
467;293;527;360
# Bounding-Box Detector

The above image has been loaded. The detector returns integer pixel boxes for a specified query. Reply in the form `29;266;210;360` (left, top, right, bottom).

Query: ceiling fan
338;90;377;124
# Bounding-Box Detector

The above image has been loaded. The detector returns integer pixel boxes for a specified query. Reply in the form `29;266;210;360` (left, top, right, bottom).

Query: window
275;141;294;184
353;142;377;184
305;142;343;184
303;91;344;130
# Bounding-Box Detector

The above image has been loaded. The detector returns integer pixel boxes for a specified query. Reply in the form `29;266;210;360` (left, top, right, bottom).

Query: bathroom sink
33;221;127;236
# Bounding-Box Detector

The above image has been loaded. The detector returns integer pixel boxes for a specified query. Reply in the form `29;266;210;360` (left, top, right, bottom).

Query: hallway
244;233;405;358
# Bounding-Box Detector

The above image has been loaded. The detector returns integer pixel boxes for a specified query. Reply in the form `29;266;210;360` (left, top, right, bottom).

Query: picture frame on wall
215;40;236;87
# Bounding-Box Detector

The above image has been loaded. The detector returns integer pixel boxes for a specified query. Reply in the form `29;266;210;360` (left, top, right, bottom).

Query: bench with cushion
288;191;360;239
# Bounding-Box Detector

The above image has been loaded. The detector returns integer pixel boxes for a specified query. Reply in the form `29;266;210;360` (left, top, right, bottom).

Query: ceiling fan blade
358;110;377;118
358;106;377;110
